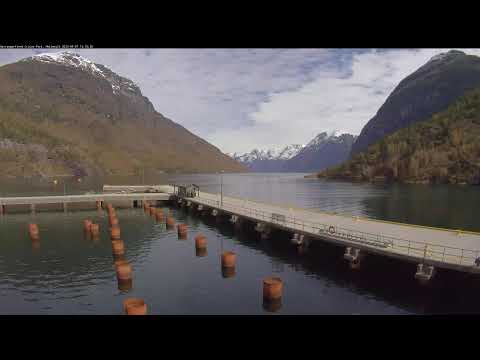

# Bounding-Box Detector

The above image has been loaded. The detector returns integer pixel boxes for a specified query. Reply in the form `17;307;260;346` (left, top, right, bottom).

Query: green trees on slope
318;88;480;185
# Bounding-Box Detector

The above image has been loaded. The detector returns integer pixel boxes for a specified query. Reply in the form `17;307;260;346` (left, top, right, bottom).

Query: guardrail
186;196;480;268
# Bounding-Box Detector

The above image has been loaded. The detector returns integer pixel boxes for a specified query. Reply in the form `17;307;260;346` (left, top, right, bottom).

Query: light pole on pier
220;170;224;207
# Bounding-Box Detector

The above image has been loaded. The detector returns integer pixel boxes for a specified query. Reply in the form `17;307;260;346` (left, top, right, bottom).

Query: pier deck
0;192;169;206
3;183;480;275
179;190;480;274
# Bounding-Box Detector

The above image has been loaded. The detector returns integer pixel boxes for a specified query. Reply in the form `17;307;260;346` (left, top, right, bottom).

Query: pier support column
291;233;307;246
197;204;203;212
30;204;36;214
344;247;362;270
291;233;310;253
0;205;4;215
179;199;185;209
63;202;68;213
255;222;271;240
415;263;435;283
230;214;243;230
211;208;224;223
229;214;244;230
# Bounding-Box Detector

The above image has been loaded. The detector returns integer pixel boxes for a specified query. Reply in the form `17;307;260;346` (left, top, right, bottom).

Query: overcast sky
1;48;480;154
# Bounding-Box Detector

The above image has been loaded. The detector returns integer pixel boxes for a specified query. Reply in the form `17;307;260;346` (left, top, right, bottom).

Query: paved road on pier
181;190;480;273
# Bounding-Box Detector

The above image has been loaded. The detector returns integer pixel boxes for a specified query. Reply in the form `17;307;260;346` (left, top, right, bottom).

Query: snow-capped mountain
283;132;357;172
229;144;303;172
230;144;303;163
25;52;140;96
0;51;246;177
230;132;356;173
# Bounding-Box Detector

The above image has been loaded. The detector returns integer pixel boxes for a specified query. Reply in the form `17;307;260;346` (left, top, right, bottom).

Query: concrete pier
0;193;170;213
6;183;480;279
173;188;480;275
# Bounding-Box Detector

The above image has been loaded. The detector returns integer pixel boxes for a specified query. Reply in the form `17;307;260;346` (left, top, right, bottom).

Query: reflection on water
0;173;480;314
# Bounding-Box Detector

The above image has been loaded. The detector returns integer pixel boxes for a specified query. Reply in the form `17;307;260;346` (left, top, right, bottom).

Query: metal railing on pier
186;196;480;268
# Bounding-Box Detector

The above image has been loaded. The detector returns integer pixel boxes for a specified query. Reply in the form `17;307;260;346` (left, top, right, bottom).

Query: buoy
117;278;132;291
177;224;188;239
114;258;128;268
123;298;147;315
113;253;126;262
263;298;282;313
29;223;39;240
112;240;125;256
110;225;121;240
84;219;92;232
221;251;236;268
90;223;100;237
109;216;119;227
221;266;235;278
155;209;164;221
263;277;283;301
31;239;40;250
166;217;175;228
195;234;207;249
177;224;188;233
196;247;207;257
116;260;133;281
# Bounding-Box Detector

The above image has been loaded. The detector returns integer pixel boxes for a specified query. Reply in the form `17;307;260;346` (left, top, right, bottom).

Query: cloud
1;48;480;154
219;48;480;153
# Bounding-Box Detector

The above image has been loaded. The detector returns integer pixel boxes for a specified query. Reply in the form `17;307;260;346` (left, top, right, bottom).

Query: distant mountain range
0;52;246;177
317;50;480;185
229;132;356;173
229;144;304;172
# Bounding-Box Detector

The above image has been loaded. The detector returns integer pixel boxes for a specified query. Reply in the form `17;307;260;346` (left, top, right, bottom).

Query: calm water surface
1;173;480;314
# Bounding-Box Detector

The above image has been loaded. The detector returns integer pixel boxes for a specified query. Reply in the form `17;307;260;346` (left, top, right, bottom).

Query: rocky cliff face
0;52;246;177
351;50;480;155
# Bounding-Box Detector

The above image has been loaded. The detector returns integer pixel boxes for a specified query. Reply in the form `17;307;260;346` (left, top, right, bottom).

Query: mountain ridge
351;50;480;156
0;52;246;177
317;87;480;185
230;132;356;173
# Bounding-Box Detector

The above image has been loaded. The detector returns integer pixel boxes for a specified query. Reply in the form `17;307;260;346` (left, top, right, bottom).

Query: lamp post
220;170;224;207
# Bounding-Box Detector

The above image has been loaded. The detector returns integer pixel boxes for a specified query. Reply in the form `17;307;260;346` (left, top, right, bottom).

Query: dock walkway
3;183;480;275
180;190;480;274
0;193;170;206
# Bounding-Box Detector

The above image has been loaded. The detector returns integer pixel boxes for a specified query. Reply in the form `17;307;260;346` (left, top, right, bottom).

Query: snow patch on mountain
26;51;140;96
230;144;304;164
301;131;355;151
230;132;356;166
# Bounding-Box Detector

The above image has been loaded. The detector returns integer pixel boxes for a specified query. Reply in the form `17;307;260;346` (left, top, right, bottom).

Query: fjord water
1;173;480;314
